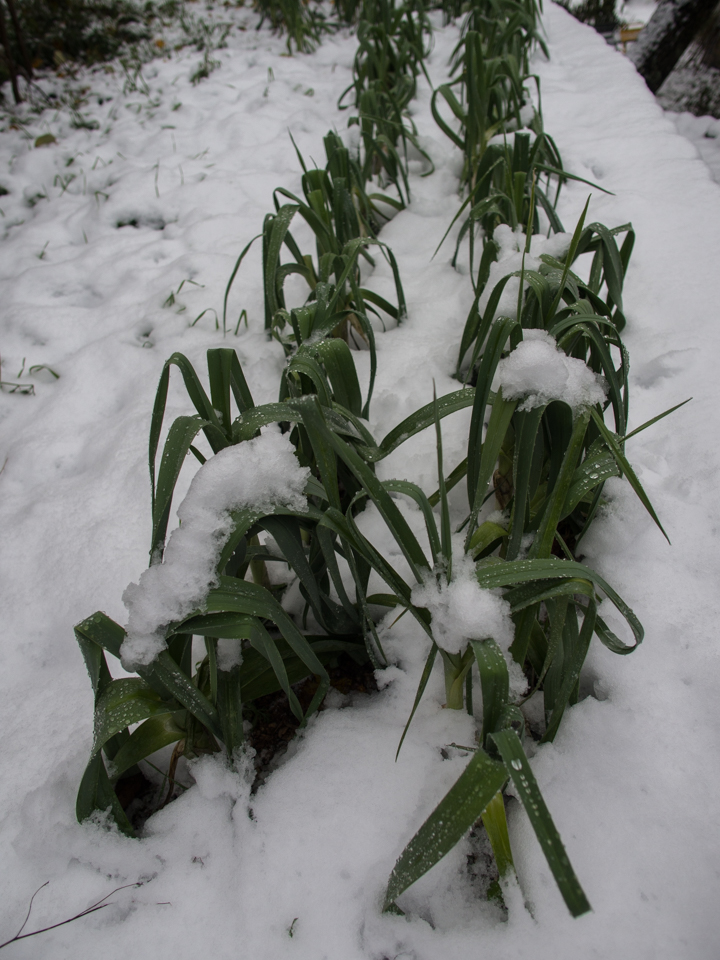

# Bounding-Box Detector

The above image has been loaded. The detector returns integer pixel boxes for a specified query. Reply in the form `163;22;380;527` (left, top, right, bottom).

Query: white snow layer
494;328;607;410
411;559;514;656
121;428;309;667
0;5;719;960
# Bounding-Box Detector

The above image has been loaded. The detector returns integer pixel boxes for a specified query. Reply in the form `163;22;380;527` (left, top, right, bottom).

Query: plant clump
71;0;684;932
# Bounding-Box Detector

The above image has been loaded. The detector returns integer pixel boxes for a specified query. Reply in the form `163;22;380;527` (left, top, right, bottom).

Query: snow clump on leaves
120;429;310;669
495;329;607;411
411;558;514;656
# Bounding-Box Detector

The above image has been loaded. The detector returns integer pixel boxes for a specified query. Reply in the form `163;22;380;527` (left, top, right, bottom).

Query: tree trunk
630;0;718;92
4;0;32;80
697;1;720;69
0;0;21;104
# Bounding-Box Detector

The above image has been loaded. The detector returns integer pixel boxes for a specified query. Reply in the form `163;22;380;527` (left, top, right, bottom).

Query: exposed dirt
247;653;378;790
119;652;380;830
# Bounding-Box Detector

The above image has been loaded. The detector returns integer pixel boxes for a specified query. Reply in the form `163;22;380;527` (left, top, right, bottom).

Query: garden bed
0;4;719;957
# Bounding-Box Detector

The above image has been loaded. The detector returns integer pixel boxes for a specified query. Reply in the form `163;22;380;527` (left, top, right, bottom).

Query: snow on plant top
494;329;607;411
120;429;310;669
411;558;527;695
411;561;513;656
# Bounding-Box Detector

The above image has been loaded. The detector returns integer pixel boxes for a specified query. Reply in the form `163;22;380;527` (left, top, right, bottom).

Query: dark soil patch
247;653;378;790
119;652;379;829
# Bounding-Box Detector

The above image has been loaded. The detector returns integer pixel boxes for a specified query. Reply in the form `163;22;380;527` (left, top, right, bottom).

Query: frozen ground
0;4;719;958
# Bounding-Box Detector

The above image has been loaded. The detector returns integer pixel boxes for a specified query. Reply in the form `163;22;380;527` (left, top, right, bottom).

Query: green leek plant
456;201;635;379
431;30;528;191
339;0;434;203
373;351;679;915
377;206;683;915
75;345;378;835
305;383;646;916
222;133;407;415
253;0;327;53
433;125;612;293
458;0;547;75
434;129;594;283
340;0;432;112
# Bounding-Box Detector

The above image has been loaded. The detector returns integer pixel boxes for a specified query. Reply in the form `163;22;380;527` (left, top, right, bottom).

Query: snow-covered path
0;6;718;958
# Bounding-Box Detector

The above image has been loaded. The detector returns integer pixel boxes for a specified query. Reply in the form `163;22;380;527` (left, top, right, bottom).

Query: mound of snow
494;329;607;411
121;428;309;668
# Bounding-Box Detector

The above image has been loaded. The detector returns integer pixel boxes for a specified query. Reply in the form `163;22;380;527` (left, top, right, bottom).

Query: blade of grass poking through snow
513;171;535;328
263;205;301;331
151;415;211;559
109;713;186;780
466;388;518;549
149;352;235;556
433;383;452;581
384;747;508;910
482;790;514;880
90;679;176;760
80;611;221;739
360;389;475;463
471;638;508;749
622;398;691;441
473;557;643;654
546;196;590;325
202;578;330;722
207;348;255;426
298;398;431;582
382;481;441;568
490;729;591;917
77;754;134;836
222;233;260;336
589;408;670;543
529;408;591;560
472;641;516;879
542;599;597;743
506;405;545;560
466;316;517;505
395;641;438;760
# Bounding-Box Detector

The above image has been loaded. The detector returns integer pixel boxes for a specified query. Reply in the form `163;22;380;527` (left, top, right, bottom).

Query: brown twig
0;882;142;950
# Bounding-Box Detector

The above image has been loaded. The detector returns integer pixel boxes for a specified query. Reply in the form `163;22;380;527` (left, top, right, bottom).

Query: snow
618;0;657;25
1;4;720;959
494;328;607;411
121;428;309;668
411;557;515;657
666;110;720;183
472;224;572;328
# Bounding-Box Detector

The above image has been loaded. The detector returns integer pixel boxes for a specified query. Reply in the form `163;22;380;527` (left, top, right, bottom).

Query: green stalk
481;790;515;878
441;648;474;710
248;535;272;590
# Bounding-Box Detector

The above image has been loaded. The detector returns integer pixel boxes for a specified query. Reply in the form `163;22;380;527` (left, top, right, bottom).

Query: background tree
630;0;720;92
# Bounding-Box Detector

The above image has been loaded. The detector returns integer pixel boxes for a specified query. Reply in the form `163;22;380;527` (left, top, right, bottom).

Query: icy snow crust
121;429;309;668
1;6;720;959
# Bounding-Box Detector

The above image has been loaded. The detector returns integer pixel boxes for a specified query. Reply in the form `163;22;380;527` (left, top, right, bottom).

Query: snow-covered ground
1;4;719;958
667;110;720;183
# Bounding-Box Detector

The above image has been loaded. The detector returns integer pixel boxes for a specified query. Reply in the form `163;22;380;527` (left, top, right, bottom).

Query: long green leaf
590;408;669;543
490;729;591;917
92;678;175;758
384;747;507;910
110;713;186;780
76;753;134;835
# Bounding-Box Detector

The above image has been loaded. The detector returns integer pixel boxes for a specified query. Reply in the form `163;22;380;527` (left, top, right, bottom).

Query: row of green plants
74;0;678;926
